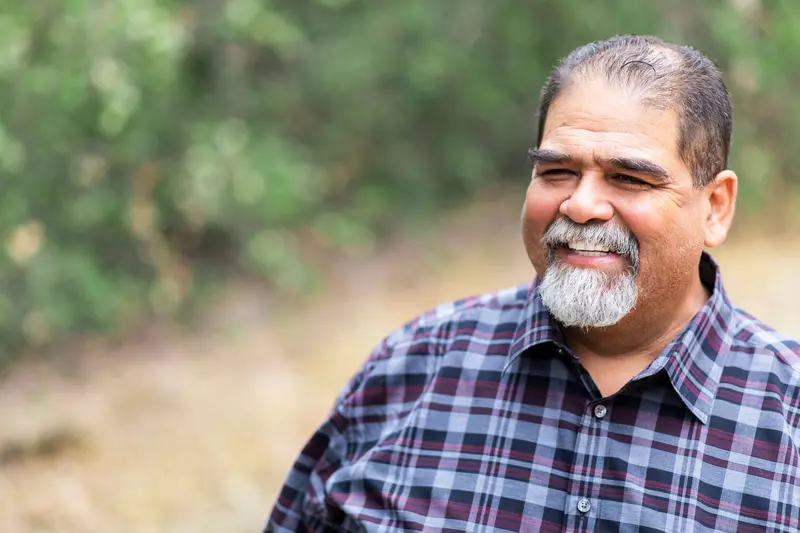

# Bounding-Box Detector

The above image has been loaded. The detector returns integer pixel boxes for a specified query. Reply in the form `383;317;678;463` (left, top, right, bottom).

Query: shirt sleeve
264;340;390;533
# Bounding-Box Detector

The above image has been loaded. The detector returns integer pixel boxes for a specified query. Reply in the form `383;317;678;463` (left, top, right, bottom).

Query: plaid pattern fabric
266;253;800;532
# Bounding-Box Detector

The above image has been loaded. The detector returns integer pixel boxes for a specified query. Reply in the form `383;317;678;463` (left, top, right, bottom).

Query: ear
703;170;738;248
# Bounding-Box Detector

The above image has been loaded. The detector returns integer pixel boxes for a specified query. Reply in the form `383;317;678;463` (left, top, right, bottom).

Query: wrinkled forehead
540;79;682;167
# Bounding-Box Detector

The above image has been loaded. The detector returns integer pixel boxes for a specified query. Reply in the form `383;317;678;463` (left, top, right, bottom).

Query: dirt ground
1;195;798;533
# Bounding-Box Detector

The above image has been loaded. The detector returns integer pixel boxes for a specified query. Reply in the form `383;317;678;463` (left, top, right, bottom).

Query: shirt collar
505;252;736;424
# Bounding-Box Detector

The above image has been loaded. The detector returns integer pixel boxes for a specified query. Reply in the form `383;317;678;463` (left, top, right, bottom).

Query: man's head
522;34;738;329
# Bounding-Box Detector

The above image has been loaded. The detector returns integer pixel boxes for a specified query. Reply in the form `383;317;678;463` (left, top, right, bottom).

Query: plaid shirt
267;253;800;532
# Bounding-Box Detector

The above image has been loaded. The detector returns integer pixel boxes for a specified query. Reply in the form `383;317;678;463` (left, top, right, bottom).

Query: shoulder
384;282;531;355
726;307;800;426
730;306;800;374
333;282;530;412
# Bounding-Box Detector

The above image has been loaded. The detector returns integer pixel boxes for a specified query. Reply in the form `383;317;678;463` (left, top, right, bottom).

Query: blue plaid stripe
267;253;800;532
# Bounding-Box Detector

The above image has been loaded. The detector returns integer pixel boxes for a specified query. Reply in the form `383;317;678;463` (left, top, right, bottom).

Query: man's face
522;78;710;328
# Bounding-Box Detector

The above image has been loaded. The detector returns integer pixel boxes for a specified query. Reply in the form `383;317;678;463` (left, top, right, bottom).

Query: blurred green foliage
1;0;798;358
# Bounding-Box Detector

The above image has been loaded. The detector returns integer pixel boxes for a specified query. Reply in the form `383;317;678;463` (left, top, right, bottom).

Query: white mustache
542;217;640;269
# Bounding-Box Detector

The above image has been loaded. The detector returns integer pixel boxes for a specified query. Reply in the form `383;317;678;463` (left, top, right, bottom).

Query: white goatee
538;217;640;329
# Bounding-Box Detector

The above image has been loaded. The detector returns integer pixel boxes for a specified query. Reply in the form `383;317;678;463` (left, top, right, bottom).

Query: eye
537;168;576;178
611;174;650;187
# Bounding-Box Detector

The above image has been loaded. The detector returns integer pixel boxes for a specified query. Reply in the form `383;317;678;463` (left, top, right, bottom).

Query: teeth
567;240;611;253
571;250;608;257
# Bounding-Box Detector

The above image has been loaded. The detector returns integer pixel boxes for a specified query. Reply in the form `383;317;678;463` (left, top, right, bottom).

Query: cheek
616;195;706;259
523;180;567;228
521;181;567;269
618;199;672;245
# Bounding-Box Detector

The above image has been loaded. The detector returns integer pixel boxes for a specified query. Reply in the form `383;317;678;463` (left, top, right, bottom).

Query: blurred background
1;1;799;531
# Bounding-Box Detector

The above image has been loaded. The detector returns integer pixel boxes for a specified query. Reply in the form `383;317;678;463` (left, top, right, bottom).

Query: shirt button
577;498;591;513
593;404;608;419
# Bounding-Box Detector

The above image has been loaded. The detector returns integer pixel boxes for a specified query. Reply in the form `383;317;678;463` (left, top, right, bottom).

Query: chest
327;358;800;532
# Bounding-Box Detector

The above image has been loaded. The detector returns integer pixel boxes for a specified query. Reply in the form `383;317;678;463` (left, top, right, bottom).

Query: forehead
540;79;683;168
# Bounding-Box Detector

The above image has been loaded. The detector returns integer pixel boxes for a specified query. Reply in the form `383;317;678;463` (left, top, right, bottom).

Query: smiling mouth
568;249;615;257
564;240;620;257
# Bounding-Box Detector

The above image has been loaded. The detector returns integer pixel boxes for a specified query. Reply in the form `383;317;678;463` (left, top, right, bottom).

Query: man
266;35;800;532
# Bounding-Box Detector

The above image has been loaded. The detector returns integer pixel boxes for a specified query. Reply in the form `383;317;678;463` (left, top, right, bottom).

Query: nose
559;174;614;224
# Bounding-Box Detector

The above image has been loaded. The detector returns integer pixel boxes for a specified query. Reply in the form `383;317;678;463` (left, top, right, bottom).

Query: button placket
568;402;606;526
565;402;604;529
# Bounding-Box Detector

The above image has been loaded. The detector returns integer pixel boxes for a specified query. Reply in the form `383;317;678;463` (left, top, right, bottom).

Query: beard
538;217;640;329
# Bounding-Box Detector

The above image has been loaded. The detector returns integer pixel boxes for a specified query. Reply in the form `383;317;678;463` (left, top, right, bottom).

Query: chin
538;259;639;328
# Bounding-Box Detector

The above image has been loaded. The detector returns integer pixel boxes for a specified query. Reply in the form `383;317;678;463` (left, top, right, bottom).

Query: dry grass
1;196;798;533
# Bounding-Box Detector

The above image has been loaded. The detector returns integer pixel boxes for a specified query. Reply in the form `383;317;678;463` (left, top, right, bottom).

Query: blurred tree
0;0;796;359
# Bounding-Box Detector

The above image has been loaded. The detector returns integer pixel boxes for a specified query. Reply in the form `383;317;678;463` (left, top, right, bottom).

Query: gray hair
536;35;732;187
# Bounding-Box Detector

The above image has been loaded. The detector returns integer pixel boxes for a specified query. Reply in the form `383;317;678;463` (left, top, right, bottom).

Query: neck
561;273;710;397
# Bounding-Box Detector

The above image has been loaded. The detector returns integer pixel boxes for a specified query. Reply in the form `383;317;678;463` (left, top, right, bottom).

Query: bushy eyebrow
527;148;672;182
608;156;670;181
527;148;571;165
